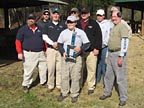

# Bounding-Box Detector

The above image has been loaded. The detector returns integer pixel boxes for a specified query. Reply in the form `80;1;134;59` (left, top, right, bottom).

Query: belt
24;50;43;52
109;48;120;52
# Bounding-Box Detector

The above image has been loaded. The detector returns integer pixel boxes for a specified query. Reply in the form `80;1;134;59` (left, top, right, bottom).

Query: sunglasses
71;11;77;14
67;20;76;24
44;13;49;15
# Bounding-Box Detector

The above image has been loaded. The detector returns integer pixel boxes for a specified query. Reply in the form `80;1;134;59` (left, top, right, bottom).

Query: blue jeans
96;46;108;84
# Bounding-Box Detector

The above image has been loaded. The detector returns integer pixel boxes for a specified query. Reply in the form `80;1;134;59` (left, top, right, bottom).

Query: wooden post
142;19;144;36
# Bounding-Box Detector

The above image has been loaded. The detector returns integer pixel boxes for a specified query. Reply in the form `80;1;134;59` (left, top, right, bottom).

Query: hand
105;57;108;64
74;46;81;53
52;42;58;49
63;52;67;60
93;49;99;56
117;57;123;67
18;53;23;60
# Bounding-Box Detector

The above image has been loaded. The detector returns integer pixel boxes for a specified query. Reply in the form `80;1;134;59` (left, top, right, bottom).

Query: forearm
58;43;65;55
42;34;54;45
119;37;129;57
15;39;22;54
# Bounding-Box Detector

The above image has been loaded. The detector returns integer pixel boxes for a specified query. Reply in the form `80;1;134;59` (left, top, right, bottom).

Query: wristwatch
118;56;124;58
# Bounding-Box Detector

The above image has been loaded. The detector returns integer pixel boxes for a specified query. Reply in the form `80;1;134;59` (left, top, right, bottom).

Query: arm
93;21;102;50
119;37;129;57
42;34;54;45
118;37;129;67
15;39;23;60
58;43;65;55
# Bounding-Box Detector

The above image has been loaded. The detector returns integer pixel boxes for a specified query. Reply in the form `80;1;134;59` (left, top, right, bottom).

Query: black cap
52;8;60;14
28;13;36;20
43;9;50;14
81;7;90;13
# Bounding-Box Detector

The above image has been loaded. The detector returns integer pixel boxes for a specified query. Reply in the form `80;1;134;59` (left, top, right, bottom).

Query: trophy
66;31;77;62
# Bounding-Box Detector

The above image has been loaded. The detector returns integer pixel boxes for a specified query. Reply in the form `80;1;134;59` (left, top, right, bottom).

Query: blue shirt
16;24;45;51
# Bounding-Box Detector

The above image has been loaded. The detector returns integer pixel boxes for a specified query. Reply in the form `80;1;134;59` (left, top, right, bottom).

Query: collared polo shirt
58;27;89;53
108;22;129;50
43;21;67;42
16;24;44;52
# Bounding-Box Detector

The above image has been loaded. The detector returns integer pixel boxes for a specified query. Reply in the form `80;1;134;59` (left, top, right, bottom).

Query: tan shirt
108;22;129;50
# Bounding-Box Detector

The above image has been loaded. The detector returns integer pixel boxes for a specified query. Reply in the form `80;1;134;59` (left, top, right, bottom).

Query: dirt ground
0;34;144;108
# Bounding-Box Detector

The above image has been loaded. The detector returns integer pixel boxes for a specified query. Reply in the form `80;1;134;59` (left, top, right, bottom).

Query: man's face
111;11;121;25
27;19;36;26
81;12;90;20
96;15;104;22
51;12;60;22
67;20;76;30
43;12;50;20
71;11;79;18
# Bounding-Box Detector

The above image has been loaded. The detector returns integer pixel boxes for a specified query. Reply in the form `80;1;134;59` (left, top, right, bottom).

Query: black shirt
43;21;67;42
77;18;102;51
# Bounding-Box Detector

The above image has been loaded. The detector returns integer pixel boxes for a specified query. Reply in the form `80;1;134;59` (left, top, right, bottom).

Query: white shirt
96;19;112;48
57;27;89;53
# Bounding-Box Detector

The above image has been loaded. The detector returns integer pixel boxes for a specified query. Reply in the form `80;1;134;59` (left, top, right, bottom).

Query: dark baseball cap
81;7;90;14
43;9;50;14
27;13;36;20
52;8;60;14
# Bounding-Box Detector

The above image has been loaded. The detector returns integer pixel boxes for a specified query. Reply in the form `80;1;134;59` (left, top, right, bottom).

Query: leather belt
109;48;120;52
24;50;43;52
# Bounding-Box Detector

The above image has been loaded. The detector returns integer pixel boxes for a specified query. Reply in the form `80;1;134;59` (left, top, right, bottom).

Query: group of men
15;6;131;106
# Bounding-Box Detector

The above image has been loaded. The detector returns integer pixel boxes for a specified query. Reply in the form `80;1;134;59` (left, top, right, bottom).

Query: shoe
57;93;68;102
47;88;53;93
39;83;46;88
71;96;78;103
23;86;29;93
41;82;47;86
119;101;126;106
88;90;94;95
99;93;112;100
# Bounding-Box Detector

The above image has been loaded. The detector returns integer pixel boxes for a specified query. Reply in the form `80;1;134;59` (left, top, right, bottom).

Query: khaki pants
22;50;47;87
61;56;82;97
46;48;61;89
82;51;97;90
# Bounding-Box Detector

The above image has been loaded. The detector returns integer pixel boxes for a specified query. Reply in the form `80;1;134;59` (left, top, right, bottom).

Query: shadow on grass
30;74;40;89
0;58;19;68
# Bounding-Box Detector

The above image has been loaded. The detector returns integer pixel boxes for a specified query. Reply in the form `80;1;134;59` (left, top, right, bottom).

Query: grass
0;34;144;108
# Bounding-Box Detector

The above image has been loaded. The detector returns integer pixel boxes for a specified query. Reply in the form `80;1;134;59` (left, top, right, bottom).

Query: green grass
0;35;144;108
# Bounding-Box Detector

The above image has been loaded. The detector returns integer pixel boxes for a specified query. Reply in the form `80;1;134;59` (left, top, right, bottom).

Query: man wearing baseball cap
42;8;67;93
95;9;112;87
77;7;102;95
37;9;50;29
70;7;80;20
15;13;47;93
57;15;90;103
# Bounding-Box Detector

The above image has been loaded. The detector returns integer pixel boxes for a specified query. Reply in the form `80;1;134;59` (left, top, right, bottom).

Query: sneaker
88;90;94;95
23;86;29;93
71;96;78;103
119;101;126;106
57;93;68;102
99;93;112;100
